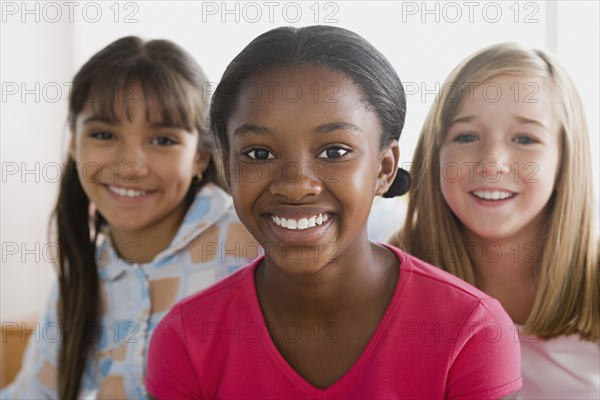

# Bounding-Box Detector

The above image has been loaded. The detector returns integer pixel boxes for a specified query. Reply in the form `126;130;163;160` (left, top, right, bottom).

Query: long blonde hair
391;43;599;340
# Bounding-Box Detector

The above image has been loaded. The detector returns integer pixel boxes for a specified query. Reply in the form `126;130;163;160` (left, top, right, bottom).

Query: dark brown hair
210;26;406;152
55;36;220;398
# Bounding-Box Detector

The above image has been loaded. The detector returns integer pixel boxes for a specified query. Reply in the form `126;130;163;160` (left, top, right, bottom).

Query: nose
475;140;511;179
269;156;323;201
114;141;149;182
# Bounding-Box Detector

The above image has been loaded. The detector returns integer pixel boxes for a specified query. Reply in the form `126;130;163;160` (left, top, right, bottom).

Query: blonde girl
391;43;599;398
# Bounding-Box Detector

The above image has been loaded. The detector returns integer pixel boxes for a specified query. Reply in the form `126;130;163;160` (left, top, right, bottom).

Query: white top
518;326;600;399
367;196;407;243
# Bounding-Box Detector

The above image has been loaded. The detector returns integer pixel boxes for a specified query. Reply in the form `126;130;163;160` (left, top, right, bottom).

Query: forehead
227;64;379;139
456;74;556;119
76;82;190;129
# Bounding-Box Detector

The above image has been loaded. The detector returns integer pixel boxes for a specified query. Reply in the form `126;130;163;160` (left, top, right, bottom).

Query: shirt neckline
245;244;412;397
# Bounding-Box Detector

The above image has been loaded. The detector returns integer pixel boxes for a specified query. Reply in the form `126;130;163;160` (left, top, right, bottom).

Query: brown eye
317;147;349;159
245;148;274;160
90;131;115;140
152;136;178;146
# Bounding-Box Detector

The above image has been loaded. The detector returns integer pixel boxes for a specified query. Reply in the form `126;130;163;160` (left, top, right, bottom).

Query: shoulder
386;244;511;325
150;259;261;369
173;258;260;321
378;245;522;397
389;244;490;300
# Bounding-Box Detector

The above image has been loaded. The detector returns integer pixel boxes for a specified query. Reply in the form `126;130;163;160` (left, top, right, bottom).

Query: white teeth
472;190;513;200
109;185;147;198
271;213;330;231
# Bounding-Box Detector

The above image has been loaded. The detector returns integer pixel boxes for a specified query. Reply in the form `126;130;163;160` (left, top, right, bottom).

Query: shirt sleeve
1;282;60;399
146;304;201;400
446;298;523;399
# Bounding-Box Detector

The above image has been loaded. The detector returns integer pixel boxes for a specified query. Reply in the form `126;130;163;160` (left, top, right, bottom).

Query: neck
109;203;188;264
256;241;397;320
466;222;543;324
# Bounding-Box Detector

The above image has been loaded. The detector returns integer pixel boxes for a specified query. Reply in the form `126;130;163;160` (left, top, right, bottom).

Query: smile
108;185;148;198
270;213;330;231
471;190;515;201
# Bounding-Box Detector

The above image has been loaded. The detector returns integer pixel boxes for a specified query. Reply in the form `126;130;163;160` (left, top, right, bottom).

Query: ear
193;148;212;177
375;140;400;196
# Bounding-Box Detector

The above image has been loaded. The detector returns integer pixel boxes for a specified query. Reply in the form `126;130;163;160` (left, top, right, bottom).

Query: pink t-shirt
147;246;522;399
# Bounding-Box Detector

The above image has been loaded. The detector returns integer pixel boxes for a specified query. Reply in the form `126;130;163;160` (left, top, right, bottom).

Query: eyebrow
449;115;475;126
82;116;188;131
233;124;273;137
83;115;116;125
312;122;362;135
450;115;548;130
514;115;548;129
233;121;363;137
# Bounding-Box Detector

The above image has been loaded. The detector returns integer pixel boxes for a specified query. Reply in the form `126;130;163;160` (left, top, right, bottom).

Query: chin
269;252;330;275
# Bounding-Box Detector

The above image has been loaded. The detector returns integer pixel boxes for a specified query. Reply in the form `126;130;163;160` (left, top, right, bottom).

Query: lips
270;213;330;231
261;207;335;245
104;184;158;202
471;189;516;201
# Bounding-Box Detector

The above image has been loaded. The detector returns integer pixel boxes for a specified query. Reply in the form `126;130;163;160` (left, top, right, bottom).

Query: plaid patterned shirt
2;183;260;399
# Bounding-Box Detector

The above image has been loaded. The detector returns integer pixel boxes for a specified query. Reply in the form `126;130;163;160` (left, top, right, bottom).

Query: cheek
78;144;106;164
517;148;560;188
439;149;463;211
439;174;457;210
439;146;458;183
157;152;197;176
527;152;560;203
75;156;102;183
439;145;458;165
228;162;269;205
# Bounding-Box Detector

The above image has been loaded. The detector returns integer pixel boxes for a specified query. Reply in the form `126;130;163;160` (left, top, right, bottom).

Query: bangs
76;60;205;132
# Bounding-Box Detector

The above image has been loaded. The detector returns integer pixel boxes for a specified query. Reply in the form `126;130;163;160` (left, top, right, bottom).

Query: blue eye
317;147;349;159
513;136;537;145
245;148;274;160
90;131;115;140
152;136;178;146
453;133;478;143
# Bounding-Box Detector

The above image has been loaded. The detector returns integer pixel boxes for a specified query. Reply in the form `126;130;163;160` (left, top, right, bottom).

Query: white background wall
2;1;599;322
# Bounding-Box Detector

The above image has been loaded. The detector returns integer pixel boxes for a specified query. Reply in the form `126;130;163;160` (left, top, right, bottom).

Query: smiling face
226;65;398;274
439;74;561;243
71;87;208;242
